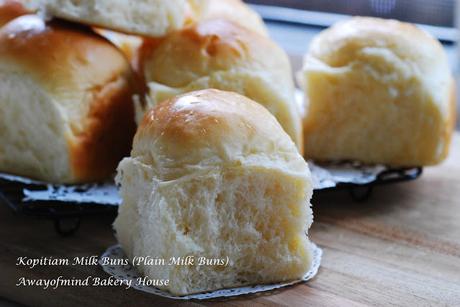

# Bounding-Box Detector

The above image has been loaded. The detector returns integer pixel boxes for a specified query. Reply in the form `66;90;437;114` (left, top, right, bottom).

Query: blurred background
244;0;457;67
246;0;454;26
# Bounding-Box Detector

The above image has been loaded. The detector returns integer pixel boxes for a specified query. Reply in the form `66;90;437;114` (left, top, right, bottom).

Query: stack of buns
138;18;302;149
23;0;267;72
0;0;315;295
1;0;456;297
1;0;302;184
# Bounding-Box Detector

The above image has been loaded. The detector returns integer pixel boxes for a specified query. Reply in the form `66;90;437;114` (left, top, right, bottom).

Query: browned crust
140;19;274;86
69;74;136;183
0;14;137;183
0;16;120;84
0;0;30;27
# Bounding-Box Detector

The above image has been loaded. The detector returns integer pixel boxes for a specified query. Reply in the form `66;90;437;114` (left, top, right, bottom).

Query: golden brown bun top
0;14;134;137
134;89;306;180
306;16;452;116
0;14;131;98
309;17;445;67
142;19;287;87
140;18;300;149
0;0;30;26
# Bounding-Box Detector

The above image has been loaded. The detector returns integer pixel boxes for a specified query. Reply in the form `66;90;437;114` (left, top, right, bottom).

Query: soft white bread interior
113;89;314;296
298;17;456;166
139;19;302;150
23;0;192;37
0;0;29;26
0;15;136;183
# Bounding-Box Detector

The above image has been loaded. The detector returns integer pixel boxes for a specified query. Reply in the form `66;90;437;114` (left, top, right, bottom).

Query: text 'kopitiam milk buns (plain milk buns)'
298;17;456;166
23;0;267;37
113;89;314;296
139;19;302;150
0;15;137;183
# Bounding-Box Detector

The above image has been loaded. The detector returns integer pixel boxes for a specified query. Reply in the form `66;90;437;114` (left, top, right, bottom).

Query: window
245;0;454;27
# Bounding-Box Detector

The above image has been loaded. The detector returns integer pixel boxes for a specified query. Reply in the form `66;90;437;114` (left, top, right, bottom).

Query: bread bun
140;19;302;150
24;0;266;37
23;0;193;37
0;15;136;183
114;89;314;296
298;17;456;166
0;0;30;26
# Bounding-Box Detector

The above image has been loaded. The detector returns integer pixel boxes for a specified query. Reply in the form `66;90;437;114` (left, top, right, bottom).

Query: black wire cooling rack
0;166;422;236
0;177;117;236
315;167;423;200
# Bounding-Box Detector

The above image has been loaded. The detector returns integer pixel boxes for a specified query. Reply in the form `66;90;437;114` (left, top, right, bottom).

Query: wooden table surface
1;134;459;307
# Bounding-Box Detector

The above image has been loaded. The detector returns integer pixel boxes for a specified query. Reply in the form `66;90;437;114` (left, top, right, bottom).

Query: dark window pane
245;0;454;27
